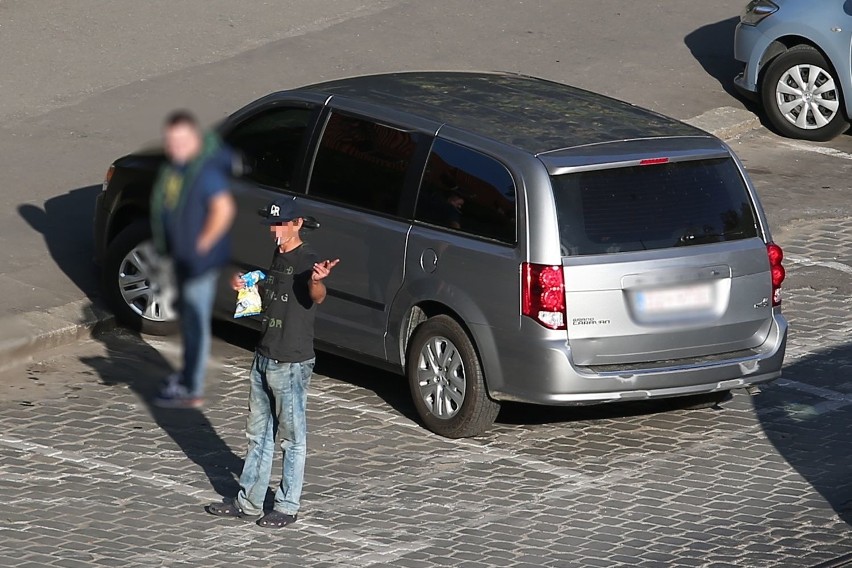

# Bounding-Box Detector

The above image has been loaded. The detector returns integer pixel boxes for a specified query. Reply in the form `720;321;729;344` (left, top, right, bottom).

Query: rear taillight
522;263;566;330
767;243;785;306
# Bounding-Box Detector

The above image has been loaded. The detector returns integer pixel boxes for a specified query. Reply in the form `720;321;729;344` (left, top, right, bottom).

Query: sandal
256;510;298;528
206;498;258;520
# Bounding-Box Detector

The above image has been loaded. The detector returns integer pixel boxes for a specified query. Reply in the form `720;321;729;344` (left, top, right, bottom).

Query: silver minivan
95;72;788;437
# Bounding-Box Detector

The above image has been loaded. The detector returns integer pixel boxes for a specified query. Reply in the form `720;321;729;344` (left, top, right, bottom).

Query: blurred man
206;197;338;528
151;110;236;409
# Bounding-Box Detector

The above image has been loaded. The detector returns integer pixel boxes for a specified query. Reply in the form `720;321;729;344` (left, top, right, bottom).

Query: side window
225;107;315;191
308;112;417;215
415;139;517;243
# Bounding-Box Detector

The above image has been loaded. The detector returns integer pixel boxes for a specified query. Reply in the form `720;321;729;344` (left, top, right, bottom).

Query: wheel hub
775;63;839;130
117;241;178;323
416;336;466;419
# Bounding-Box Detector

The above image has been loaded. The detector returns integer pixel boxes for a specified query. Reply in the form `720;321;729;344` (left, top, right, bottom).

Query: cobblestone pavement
2;149;852;567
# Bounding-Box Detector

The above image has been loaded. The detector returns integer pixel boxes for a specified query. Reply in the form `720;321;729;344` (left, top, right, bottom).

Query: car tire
760;45;849;141
102;221;179;336
407;315;501;438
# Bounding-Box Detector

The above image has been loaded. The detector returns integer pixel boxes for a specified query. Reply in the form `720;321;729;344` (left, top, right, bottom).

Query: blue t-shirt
160;155;231;278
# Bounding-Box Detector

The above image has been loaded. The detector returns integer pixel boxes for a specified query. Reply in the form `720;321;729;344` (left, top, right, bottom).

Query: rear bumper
484;313;787;405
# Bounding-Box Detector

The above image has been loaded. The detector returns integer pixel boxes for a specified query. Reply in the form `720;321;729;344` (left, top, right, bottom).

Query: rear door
550;156;773;366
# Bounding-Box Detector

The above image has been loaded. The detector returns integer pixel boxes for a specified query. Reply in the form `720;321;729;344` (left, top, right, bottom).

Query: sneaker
159;373;184;398
153;393;204;409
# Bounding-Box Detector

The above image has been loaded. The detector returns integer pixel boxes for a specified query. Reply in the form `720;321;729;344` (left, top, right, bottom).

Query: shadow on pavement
17;184;102;298
755;343;852;525
684;16;756;105
312;349;420;423
80;327;244;497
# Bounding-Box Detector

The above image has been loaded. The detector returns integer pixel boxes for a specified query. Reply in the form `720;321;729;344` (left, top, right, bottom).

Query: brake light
639;157;669;166
767;243;785;306
522;263;566;330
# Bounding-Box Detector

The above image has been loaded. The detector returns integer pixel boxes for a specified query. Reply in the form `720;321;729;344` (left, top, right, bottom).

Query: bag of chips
234;270;266;318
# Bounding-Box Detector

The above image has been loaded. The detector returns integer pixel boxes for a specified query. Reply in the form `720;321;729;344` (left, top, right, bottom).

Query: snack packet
234;270;266;318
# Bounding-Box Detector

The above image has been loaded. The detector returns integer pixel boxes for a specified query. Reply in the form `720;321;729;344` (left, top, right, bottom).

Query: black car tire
407;315;500;438
103;221;179;336
760;45;849;141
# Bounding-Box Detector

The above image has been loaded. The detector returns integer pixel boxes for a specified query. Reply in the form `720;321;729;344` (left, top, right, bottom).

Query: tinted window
551;158;758;256
415;139;516;243
308;113;417;215
226;107;315;191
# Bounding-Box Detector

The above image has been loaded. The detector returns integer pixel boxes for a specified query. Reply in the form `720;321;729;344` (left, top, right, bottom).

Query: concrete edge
0;298;115;371
684;106;762;141
0;108;761;369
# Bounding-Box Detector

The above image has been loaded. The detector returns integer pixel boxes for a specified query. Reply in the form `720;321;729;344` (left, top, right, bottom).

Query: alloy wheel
117;241;177;323
416;335;466;419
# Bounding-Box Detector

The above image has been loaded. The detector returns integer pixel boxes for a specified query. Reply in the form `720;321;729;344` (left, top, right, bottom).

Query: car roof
293;71;707;154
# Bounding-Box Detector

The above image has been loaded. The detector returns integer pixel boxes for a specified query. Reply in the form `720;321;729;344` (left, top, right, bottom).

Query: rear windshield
551;158;758;256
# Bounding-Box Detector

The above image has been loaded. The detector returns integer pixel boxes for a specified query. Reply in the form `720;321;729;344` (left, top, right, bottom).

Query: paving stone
3;219;852;567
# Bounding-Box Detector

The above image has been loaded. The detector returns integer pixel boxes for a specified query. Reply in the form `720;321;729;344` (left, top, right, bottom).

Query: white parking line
786;254;852;276
775;138;852;161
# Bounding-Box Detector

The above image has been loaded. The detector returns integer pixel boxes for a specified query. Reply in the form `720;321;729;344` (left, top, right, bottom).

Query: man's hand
197;191;236;255
309;259;339;304
311;259;340;282
231;272;245;291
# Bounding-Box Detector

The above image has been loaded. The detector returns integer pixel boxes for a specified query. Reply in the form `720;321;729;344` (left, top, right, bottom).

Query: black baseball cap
259;197;302;225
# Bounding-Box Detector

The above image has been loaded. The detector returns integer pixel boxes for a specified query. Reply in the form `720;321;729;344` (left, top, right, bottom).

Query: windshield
551;157;759;256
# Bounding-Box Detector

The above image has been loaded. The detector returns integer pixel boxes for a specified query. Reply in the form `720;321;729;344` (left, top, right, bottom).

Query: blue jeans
178;269;218;398
236;353;315;516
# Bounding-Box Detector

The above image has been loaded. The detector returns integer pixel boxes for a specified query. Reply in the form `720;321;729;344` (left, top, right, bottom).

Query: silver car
95;72;788;437
734;0;852;141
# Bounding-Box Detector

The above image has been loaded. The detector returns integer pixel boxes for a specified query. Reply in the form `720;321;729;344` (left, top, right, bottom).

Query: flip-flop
256;510;297;528
206;498;258;520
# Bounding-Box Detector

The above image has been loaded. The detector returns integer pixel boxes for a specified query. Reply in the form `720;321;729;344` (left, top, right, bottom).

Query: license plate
635;283;713;315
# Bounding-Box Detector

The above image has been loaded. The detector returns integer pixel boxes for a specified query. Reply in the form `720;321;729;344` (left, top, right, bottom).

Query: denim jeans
236;353;315;516
178;269;218;398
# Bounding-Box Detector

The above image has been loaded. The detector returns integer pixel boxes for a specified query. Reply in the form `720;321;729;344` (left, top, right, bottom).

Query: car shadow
754;343;852;525
684;16;762;115
17;184;103;299
496;392;728;426
79;326;244;497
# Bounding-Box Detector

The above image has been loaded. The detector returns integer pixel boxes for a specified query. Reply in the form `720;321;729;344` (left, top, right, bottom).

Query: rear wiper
677;229;745;245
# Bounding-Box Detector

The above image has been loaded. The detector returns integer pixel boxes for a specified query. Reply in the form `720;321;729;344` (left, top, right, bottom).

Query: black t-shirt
256;243;319;363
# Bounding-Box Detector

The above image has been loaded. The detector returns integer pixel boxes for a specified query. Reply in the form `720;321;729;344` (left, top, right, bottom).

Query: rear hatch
543;142;773;367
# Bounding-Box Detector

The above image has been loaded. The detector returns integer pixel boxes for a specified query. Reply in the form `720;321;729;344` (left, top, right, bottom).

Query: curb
0;298;115;371
684;106;762;140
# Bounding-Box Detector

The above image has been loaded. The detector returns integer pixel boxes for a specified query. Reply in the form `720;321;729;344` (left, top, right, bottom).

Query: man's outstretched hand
312;259;340;282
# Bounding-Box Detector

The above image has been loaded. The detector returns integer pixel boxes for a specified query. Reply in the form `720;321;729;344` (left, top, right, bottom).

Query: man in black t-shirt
207;197;338;529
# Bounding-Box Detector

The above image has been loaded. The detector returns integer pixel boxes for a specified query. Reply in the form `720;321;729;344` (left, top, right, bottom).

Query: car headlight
740;0;778;25
102;164;115;192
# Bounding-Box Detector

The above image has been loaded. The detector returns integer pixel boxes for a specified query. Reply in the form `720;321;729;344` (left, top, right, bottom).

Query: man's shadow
756;342;852;525
18;185;103;300
80;325;244;497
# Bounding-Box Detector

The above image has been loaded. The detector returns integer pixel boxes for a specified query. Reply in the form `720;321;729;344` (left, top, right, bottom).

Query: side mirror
302;216;320;230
